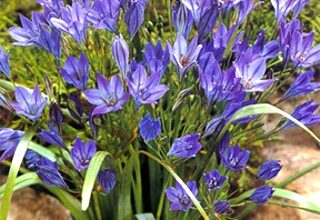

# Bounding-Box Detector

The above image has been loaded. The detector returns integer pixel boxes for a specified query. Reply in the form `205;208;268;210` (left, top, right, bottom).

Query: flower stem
140;151;209;220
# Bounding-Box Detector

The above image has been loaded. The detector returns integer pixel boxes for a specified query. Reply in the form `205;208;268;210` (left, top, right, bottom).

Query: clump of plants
0;0;320;219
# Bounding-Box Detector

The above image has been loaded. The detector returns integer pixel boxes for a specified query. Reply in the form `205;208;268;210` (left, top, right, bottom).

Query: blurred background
0;0;320;219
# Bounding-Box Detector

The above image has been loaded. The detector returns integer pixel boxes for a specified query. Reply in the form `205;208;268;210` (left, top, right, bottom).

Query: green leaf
229;103;320;143
135;213;156;220
232;188;320;218
0;172;40;198
48;187;89;220
117;154;135;220
273;188;320;214
0;127;36;220
28;141;57;161
81;151;110;210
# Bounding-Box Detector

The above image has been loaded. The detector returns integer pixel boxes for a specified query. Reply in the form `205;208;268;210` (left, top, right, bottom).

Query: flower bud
258;160;282;180
249;185;274;204
214;200;231;214
98;169;116;193
112;35;130;78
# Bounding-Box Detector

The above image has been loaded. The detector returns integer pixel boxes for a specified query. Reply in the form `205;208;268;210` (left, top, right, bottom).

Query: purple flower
250;185;274;204
221;145;250;172
37;158;68;189
258;160;282;180
84;73;129;116
71;137;97;171
38;124;65;148
204;99;255;136
25;150;68;188
236;0;258;25
89;109;101;140
214;200;231;214
37;26;61;58
143;41;170;77
200;24;236;62
181;0;219;39
168;133;202;159
49;102;63;133
123;0;148;39
203;169;226;191
271;0;309;23
233;31;280;61
279;19;301;63
9;12;61;57
9;13;42;46
50;2;89;44
281;70;320;101
0;45;10;78
234;57;275;92
68;93;84;123
172;2;193;38
59;53;89;90
10;85;47;121
88;0;121;32
25;150;41;171
127;64;169;107
139;113;161;142
170;34;202;80
217;133;231;159
198;53;244;105
165;180;198;211
197;0;219;40
0;129;24;162
281;100;320;129
292;0;310;17
98;169;116;193
289;31;320;68
112;35;130;78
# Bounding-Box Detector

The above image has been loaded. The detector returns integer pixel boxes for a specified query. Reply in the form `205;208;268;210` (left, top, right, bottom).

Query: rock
247;205;301;220
0;187;71;220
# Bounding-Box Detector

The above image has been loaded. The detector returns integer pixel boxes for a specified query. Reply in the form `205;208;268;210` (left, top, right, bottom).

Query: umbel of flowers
0;0;319;219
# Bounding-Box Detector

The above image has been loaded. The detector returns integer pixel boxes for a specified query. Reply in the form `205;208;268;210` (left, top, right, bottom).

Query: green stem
93;192;103;220
0;124;38;220
193;123;230;181
129;145;143;213
140;151;209;220
277;161;320;188
156;173;170;220
268;199;320;214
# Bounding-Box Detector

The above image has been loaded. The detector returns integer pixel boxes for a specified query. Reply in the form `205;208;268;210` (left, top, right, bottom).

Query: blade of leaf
229;103;320;143
194;103;320;181
273;188;320;213
135;213;156;220
28;141;57;161
0;127;36;220
232;188;320;218
81;151;110;210
48;187;89;220
268;199;320;214
0;172;40;198
118;154;136;220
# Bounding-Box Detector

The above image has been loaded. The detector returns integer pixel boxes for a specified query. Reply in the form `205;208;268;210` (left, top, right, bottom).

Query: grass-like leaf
49;187;89;220
135;213;156;220
81;151;110;211
0;127;36;220
0;172;40;198
229;103;320;143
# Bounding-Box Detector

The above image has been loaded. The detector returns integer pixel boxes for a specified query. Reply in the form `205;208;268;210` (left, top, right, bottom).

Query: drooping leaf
0;127;36;220
81;151;110;210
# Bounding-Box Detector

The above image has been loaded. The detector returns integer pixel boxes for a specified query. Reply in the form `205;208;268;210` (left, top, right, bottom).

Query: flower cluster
0;0;319;219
